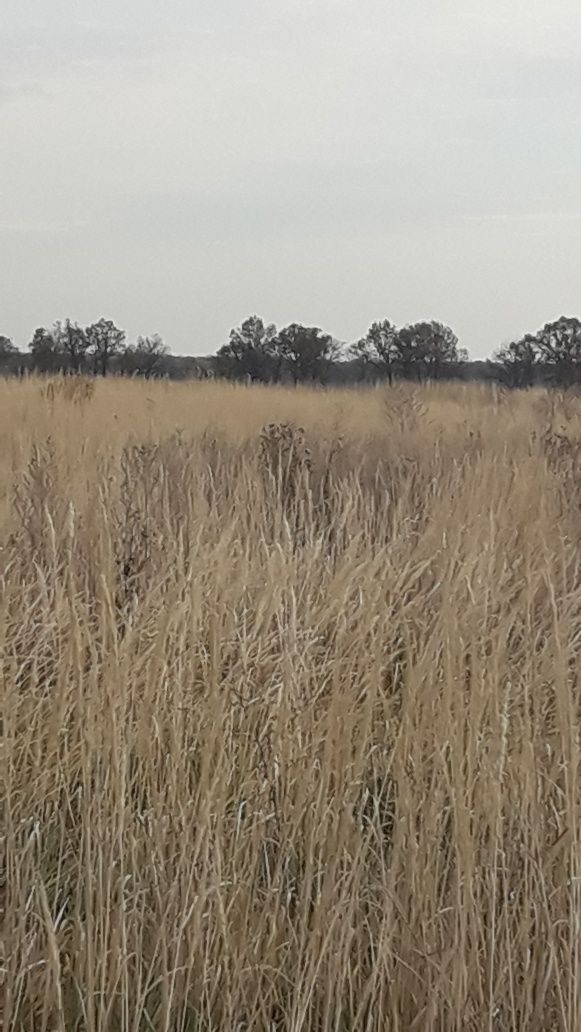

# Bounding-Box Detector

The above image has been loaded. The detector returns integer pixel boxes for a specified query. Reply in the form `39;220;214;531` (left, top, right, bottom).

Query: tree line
2;313;581;387
0;319;171;378
493;317;581;388
213;314;581;387
215;316;468;384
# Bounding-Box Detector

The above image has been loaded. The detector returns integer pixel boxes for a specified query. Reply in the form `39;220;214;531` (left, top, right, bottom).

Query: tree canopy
216;316;278;382
492;317;581;388
351;320;463;382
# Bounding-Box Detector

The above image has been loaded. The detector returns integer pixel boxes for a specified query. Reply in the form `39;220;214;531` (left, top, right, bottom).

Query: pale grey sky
2;0;580;358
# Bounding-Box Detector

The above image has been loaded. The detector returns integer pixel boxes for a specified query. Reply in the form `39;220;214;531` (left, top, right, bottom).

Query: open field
2;377;581;1030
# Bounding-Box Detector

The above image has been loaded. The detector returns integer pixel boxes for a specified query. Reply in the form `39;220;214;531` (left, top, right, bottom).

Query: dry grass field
2;376;581;1030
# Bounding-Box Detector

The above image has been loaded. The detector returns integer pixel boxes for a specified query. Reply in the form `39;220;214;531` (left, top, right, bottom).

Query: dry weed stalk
42;376;96;408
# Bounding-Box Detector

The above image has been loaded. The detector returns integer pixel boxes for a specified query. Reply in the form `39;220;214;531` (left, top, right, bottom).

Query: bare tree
412;321;463;380
86;318;126;376
351;320;463;382
28;328;64;373
394;321;462;381
53;319;90;373
273;324;341;383
216;315;278;382
350;320;398;384
123;334;169;378
535;316;581;386
0;336;21;375
493;336;538;388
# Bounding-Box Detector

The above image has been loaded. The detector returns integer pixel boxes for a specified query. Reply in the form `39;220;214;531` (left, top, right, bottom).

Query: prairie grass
2;377;581;1030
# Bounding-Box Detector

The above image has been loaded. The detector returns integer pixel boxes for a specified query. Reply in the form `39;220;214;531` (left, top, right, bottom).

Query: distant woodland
2;314;581;387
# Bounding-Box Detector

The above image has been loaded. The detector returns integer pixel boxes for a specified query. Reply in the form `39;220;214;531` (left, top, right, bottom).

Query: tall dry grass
2;377;581;1030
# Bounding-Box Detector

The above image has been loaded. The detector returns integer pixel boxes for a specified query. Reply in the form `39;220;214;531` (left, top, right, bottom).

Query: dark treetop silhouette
1;313;581;387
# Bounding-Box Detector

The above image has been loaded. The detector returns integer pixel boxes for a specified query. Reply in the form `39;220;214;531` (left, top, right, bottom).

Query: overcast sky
2;0;580;358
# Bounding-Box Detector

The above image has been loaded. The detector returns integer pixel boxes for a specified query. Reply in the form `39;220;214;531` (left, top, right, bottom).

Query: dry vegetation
2;377;581;1030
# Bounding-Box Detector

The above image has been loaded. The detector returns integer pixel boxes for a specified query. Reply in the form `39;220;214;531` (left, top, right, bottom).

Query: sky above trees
2;0;581;358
